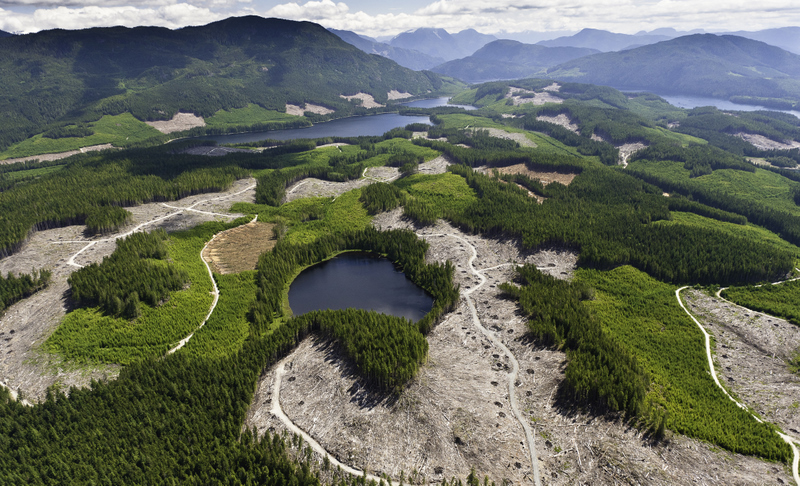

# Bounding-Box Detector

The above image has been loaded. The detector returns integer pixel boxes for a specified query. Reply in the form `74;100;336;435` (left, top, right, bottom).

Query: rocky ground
684;289;800;436
246;209;793;485
145;112;206;134
0;178;256;402
1;144;116;165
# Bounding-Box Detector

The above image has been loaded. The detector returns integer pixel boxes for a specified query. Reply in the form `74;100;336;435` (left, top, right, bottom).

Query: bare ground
506;86;563;106
340;93;385;109
203;221;276;274
736;133;800;151
536;114;578;134
387;90;413;100
483;164;577;186
417;155;452;175
684;290;800;436
286;104;335;116
1;144;116;165
283;167;400;203
247;210;791;484
0;178;256;402
252;210;791;485
146;113;206;134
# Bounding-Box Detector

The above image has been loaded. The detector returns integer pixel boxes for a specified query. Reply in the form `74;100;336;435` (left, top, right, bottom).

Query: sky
1;0;799;37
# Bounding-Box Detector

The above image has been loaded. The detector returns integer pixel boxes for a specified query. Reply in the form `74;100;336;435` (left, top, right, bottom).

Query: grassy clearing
204;104;301;129
722;280;800;326
628;159;800;216
4;165;64;180
578;266;790;461
394;172;477;216
181;271;257;360
654;211;800;258
0;114;165;160
44;220;246;364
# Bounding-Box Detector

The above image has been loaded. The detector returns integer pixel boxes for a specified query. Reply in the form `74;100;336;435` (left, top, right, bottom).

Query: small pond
288;252;433;322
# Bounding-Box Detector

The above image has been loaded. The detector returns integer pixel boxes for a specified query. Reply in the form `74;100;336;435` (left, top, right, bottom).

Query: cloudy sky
1;0;799;37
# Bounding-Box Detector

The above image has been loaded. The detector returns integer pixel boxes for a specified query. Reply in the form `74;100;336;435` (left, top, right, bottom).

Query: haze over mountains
432;40;599;83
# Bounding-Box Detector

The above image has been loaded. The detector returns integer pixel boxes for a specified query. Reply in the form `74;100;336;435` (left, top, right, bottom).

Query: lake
635;92;800;119
203;113;433;145
288;252;433;322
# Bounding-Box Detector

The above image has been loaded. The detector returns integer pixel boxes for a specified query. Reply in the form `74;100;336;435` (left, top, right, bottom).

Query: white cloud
0;3;228;32
1;0;800;36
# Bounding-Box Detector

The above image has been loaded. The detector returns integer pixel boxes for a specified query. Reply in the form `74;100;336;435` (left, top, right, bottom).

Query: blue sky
1;0;799;36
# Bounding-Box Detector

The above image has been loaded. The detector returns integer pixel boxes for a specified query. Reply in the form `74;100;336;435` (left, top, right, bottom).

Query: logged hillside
433;39;598;83
0;16;446;152
547;34;800;106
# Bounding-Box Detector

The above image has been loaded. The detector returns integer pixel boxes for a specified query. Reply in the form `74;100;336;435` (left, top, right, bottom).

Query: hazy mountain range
432;40;599;83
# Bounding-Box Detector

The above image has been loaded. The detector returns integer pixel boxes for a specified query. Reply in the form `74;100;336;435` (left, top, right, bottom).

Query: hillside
546;34;800;105
0;16;447;154
0;30;11;38
432;39;598;83
724;27;800;55
389;28;496;61
537;28;671;52
328;28;445;70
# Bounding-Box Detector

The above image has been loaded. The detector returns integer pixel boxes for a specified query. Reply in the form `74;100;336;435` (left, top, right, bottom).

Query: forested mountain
432;39;599;83
388;28;496;61
328;28;445;70
537;28;672;52
546;34;800;106
0;30;11;38
0;16;446;152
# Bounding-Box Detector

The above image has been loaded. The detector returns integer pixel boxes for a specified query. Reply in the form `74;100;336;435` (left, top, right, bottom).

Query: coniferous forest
1;60;800;484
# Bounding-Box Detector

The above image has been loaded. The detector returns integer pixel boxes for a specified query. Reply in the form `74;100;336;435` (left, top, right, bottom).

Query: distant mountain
328;28;444;70
432;39;598;83
0;30;12;37
723;27;800;55
0;16;447;151
496;30;577;44
634;28;706;38
537;28;671;52
546;34;800;105
389;28;496;61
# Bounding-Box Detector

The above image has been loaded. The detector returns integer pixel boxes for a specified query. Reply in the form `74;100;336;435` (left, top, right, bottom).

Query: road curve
676;287;800;486
417;231;542;486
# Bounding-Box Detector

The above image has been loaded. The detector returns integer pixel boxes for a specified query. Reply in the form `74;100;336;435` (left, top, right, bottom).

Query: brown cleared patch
202;221;276;274
488;163;578;186
146;112;205;134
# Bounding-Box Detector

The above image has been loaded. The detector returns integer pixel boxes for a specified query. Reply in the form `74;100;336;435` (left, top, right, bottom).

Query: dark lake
288;252;433;322
202;114;432;145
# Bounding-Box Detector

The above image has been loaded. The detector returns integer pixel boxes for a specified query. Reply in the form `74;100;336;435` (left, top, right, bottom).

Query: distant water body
625;90;800;119
201;98;475;145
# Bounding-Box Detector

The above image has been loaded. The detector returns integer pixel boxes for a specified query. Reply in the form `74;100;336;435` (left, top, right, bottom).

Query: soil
617;142;648;167
283;167;400;203
146;113;206;134
736;133;800;151
246;209;794;485
388;90;413;100
0;178;256;403
483;164;578;186
536;114;578;133
286;104;335;116
683;290;800;436
417;156;452;175
506;86;563;107
340;93;385;109
202;221;276;274
1;144;116;165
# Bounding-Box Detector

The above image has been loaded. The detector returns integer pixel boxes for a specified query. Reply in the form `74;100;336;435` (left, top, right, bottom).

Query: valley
1;14;800;486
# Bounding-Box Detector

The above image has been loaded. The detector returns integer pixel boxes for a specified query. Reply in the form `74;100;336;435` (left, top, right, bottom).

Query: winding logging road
676;287;800;486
